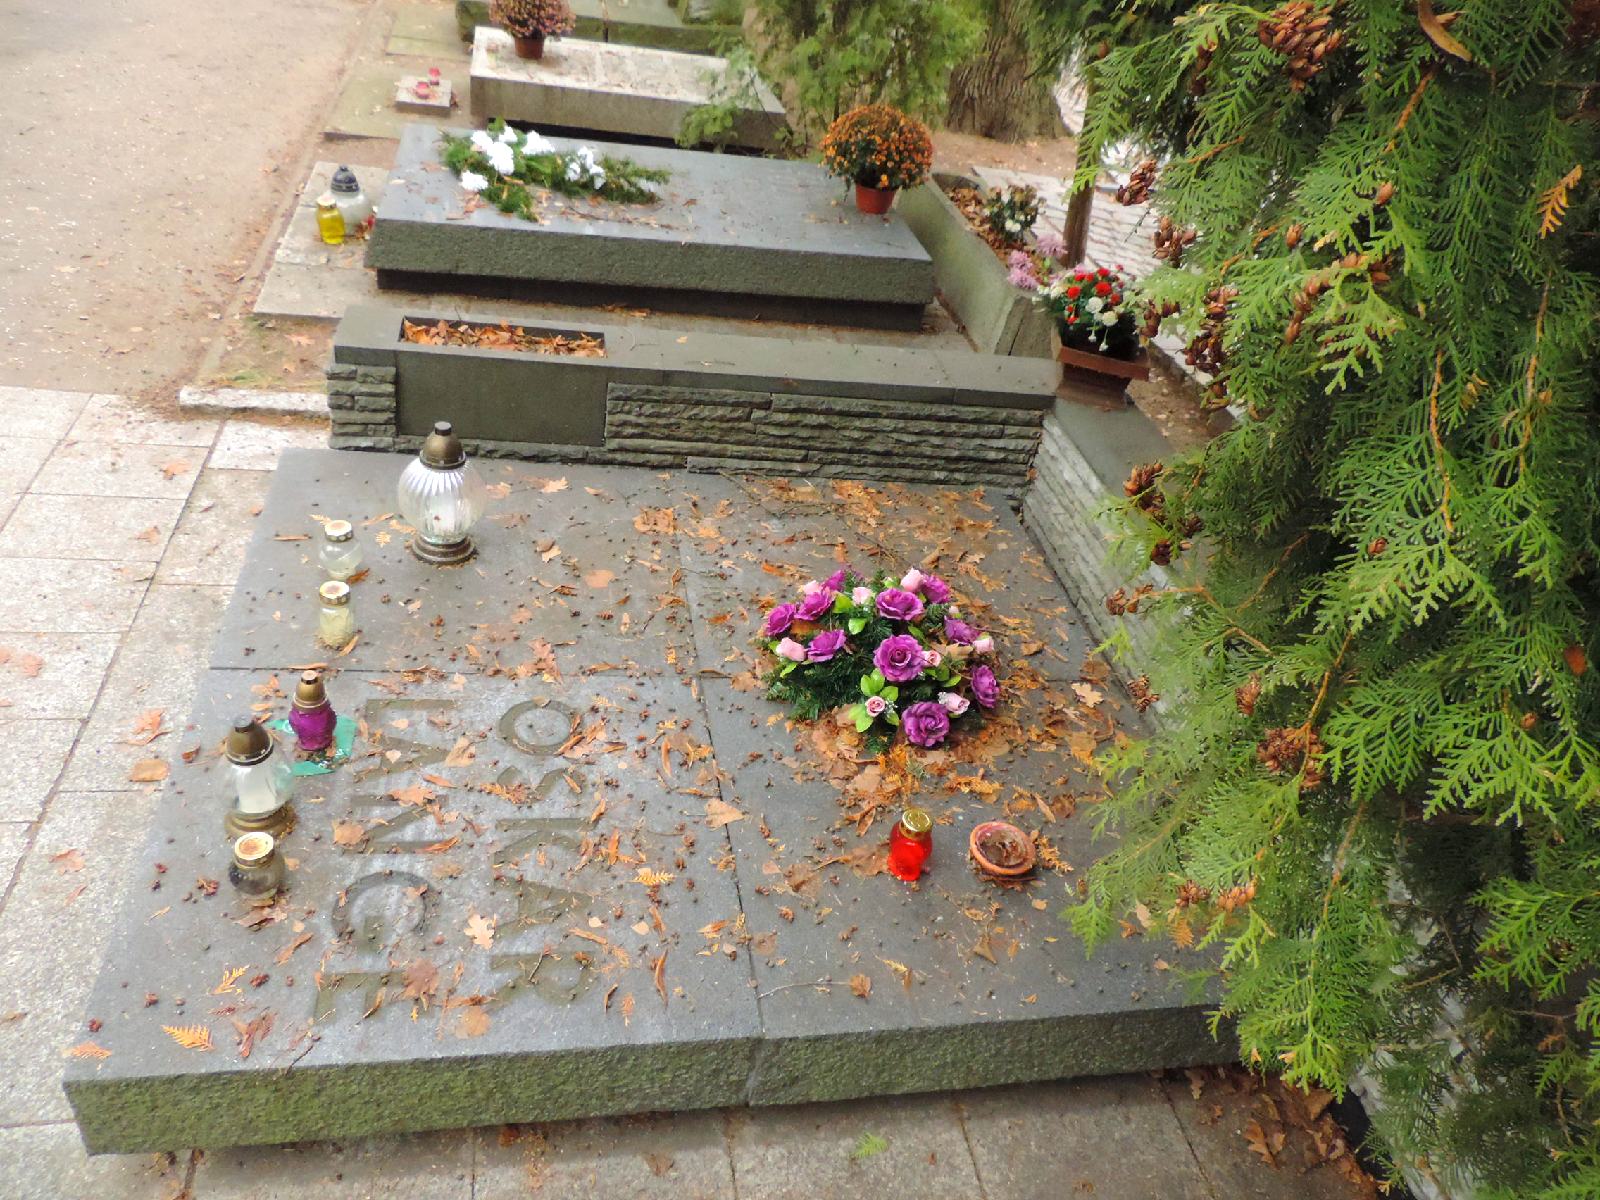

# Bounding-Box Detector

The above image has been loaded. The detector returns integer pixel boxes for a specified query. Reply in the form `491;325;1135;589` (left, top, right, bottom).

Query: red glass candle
887;808;933;881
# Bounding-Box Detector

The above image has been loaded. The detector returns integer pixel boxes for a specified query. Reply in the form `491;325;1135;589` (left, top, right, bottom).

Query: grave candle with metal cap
329;164;374;236
287;670;337;753
887;807;934;881
396;421;488;565
228;832;286;906
318;519;364;581
317;580;355;647
224;716;294;839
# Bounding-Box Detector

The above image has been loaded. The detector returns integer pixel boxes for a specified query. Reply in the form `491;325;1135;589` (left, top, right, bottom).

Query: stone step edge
179;387;330;418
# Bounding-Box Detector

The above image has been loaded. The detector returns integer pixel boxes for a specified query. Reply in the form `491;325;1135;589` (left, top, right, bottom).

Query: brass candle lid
225;716;272;766
418;421;466;470
292;670;328;710
318;580;350;607
233;832;276;868
899;808;932;835
324;519;354;543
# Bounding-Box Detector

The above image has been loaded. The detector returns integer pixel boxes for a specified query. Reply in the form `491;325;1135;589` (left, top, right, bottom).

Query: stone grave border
327;304;1054;486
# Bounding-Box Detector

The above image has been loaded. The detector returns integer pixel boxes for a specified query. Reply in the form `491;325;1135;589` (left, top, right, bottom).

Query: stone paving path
0;384;1368;1199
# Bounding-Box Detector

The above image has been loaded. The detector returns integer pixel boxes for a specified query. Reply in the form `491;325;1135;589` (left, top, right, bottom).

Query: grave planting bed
329;303;1055;485
365;124;936;329
65;451;1226;1154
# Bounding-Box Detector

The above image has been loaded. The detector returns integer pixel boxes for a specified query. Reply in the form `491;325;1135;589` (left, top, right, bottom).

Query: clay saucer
969;820;1035;878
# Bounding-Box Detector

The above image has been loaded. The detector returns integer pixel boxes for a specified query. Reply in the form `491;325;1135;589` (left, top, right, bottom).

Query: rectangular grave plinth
365;123;937;330
66;452;1228;1155
470;29;786;153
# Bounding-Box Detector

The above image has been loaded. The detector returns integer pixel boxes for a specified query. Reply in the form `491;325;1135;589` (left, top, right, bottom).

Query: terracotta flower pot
969;821;1035;878
854;182;896;215
512;33;546;59
1055;336;1151;409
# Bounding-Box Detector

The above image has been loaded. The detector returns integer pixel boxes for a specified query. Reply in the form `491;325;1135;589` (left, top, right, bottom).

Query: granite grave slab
469;28;785;152
365;123;936;329
66;451;1226;1154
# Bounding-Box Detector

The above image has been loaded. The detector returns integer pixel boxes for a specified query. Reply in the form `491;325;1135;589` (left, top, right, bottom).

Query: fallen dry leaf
464;911;496;949
158;460;190;481
129;759;168;783
125;709;168;746
849;973;872;999
331;819;367;847
162;1023;213;1052
50;848;85;874
704;798;744;828
66;1041;112;1060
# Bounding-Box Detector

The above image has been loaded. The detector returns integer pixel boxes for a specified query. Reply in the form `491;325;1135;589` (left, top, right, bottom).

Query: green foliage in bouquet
440;121;668;218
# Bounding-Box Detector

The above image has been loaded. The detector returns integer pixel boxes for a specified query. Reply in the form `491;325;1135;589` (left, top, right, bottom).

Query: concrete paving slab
470;29;784;151
0;719;82;822
178;388;329;418
56;584;232;793
727;1093;981;1200
194;1130;473;1198
367;124;935;326
958;1075;1211;1200
208;420;329;471
0;436;58;497
0;790;156;1125
0;494;184;563
0;558;151;633
0;1123;190;1200
329;60;468;141
0;386;92;441
474;1111;735;1198
255;259;386;321
155;469;274;588
388;3;468;58
66;393;221;448
0;819;31;892
30;441;203;501
0;632;122;719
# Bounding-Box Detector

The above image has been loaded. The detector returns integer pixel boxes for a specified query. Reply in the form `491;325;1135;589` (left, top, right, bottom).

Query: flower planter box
1055;339;1150;409
329;303;1056;487
897;174;1054;359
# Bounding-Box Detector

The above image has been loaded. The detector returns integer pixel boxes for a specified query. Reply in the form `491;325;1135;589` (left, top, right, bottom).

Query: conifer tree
1066;4;1600;1195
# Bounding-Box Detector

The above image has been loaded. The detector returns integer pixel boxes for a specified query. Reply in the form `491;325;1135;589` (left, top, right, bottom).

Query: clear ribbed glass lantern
224;716;294;839
396;422;487;564
317;580;356;647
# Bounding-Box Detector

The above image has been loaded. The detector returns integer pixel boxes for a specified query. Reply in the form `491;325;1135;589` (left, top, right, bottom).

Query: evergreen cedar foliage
1069;3;1600;1196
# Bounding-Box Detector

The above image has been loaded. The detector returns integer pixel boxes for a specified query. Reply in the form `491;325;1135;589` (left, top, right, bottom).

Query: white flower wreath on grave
440;120;668;217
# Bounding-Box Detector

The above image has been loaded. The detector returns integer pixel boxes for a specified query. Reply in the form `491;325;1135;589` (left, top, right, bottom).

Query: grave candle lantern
317;580;356;647
886;807;933;881
318;518;364;581
288;670;338;753
329;164;374;236
224;716;294;839
228;832;286;906
396;421;487;565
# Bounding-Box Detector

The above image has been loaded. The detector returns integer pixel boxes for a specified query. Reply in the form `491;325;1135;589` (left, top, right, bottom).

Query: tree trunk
945;0;1065;142
1061;179;1094;265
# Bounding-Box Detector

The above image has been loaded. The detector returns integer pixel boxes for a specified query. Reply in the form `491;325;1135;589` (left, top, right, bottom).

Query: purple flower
943;618;977;645
1036;230;1065;261
971;664;1000;709
874;634;925;683
1007;249;1031;269
775;637;807;663
875;588;924;622
824;568;849;591
921;574;952;604
864;695;888;717
851;585;875;607
796;588;836;622
973;635;994;655
901;700;951;748
1008;262;1041;289
922;648;942;668
900;568;925;592
938;691;970;716
807;629;847;662
763;604;797;636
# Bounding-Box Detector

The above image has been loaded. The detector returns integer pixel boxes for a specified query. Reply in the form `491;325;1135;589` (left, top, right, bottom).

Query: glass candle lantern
228;832;286;906
317;580;356;647
396;422;488;565
887;807;934;881
329;164;374;236
315;192;345;246
318;519;364;581
288;670;338;753
224;716;294;839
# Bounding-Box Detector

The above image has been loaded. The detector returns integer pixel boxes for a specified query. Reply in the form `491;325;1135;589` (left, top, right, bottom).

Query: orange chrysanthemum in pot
820;104;934;215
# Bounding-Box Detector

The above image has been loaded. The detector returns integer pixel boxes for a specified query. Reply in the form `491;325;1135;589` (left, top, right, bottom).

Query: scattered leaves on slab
464;911;496;949
67;1041;112;1060
129;759;169;783
849;973;872;999
162;1024;213;1052
704;798;744;828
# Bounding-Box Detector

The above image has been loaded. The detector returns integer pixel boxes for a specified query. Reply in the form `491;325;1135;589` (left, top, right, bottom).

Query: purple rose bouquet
758;564;1001;747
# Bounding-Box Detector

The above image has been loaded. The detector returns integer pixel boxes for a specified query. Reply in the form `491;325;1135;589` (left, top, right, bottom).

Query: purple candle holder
289;671;338;753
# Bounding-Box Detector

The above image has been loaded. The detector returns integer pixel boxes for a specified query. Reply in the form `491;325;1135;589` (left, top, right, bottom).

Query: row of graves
63;19;1207;1154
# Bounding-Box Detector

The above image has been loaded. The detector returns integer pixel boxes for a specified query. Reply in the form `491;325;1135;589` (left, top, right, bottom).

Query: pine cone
1256;725;1326;789
1216;879;1258;913
1153;215;1198;266
1175;880;1211;908
1185;285;1236;379
1142;299;1180;339
1257;2;1344;90
1150;540;1173;566
1128;675;1160;712
1124;461;1164;500
1116;159;1158;206
1190;39;1217;94
1236;674;1263;715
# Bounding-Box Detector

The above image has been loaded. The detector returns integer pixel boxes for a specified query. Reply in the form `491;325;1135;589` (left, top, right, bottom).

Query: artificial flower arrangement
820;104;935;201
1008;243;1140;359
489;0;575;39
983;184;1040;248
759;566;1001;749
441;121;667;219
